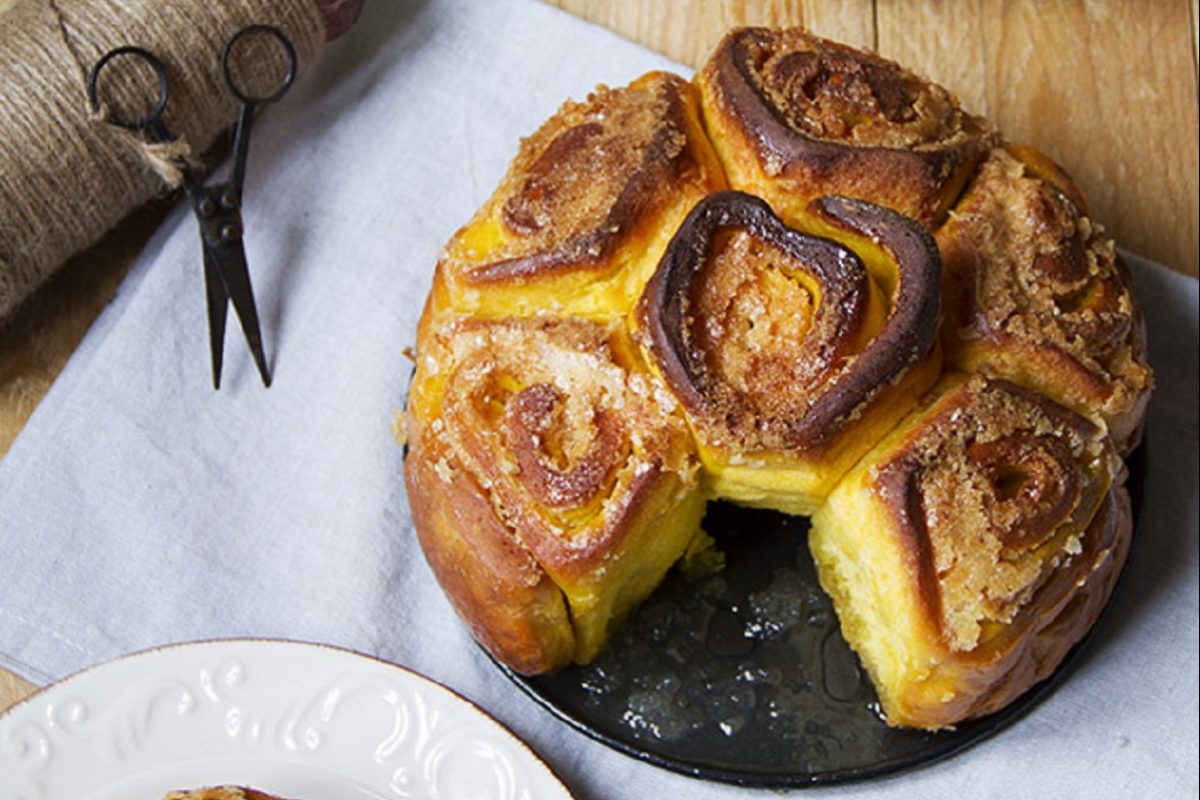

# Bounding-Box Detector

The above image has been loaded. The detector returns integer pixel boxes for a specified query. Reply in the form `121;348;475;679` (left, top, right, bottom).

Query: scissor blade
203;252;228;390
214;243;272;388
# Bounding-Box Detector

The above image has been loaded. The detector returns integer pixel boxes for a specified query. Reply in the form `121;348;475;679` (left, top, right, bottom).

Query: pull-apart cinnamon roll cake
405;27;1151;729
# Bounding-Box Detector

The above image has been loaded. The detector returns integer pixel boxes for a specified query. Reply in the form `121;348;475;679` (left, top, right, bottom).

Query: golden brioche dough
404;27;1150;729
938;147;1152;452
810;374;1128;729
406;314;703;671
434;71;725;319
696;28;994;229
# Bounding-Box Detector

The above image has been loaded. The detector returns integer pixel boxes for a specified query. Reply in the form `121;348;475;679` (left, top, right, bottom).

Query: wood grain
0;669;35;714
545;0;1200;277
543;0;875;63
0;202;169;458
877;0;1199;278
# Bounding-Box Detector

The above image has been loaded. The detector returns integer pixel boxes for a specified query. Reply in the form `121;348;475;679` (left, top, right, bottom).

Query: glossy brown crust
405;421;575;674
451;73;718;283
873;376;1115;654
638;191;940;454
806;195;942;441
638;190;867;451
937;147;1152;451
699;28;994;226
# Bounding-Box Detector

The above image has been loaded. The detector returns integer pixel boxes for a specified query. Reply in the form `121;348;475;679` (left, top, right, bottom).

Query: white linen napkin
1;1;1196;797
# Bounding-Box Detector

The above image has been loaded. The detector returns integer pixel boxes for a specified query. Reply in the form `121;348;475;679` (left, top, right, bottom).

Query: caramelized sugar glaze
811;375;1130;728
637;191;941;512
697;29;994;228
433;72;725;318
406;28;1151;728
938;148;1151;452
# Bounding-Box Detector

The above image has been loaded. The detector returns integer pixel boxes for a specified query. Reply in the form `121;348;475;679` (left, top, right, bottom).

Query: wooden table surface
2;0;1197;715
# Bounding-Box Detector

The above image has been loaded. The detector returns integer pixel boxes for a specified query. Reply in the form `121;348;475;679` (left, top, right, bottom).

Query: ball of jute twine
0;0;331;322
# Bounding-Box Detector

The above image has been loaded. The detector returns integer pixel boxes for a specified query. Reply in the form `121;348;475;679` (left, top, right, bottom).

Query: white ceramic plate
0;640;573;800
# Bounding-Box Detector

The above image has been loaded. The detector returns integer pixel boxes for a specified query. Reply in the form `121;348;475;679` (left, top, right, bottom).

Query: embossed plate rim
0;638;574;800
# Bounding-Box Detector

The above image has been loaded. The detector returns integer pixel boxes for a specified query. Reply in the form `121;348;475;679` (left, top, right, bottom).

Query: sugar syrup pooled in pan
496;447;1143;786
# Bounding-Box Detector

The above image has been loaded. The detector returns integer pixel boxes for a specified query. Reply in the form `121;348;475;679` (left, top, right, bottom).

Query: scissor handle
221;24;296;106
87;46;171;137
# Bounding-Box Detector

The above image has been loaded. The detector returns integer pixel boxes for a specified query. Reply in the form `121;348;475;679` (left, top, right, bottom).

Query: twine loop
0;0;328;319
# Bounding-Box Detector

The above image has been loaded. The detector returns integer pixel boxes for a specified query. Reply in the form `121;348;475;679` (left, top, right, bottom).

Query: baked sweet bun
405;315;703;673
164;789;287;800
405;27;1151;730
636;190;940;513
937;146;1152;453
432;71;725;319
809;374;1130;729
696;28;994;229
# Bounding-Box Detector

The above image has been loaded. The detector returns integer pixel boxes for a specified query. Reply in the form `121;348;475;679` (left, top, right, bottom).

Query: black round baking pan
495;447;1144;787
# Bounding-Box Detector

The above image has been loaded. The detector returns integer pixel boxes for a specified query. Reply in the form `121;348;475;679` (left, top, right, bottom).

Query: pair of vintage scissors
87;25;297;389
